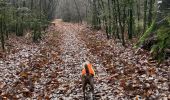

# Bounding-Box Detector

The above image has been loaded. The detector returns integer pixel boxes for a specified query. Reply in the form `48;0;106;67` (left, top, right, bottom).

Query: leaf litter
0;19;169;99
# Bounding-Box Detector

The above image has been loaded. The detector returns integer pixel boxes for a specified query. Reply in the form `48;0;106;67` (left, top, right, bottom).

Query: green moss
151;18;170;61
135;19;156;48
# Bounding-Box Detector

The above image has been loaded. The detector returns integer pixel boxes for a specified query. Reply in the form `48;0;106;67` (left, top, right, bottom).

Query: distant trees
0;1;9;51
0;0;58;51
85;0;169;61
55;0;88;22
88;0;136;45
1;0;169;61
73;0;82;23
128;0;134;40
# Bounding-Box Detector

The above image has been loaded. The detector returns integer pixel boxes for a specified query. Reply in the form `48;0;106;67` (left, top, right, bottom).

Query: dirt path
51;20;115;99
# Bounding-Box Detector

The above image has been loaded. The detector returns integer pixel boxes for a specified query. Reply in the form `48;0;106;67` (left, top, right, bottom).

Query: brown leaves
20;71;28;78
23;91;32;98
120;79;126;89
41;58;49;66
0;20;169;99
0;93;18;100
11;48;20;54
79;21;170;99
33;62;42;69
40;48;47;55
0;51;5;58
144;89;152;97
0;82;6;89
45;95;50;100
51;52;58;59
37;96;43;100
147;67;156;76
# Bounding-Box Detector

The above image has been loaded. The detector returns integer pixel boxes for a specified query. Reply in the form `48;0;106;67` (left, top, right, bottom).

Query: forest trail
1;0;170;99
43;19;170;100
0;19;169;100
52;19;114;99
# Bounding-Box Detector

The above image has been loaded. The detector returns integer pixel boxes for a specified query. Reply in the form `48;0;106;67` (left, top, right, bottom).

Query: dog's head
82;61;90;68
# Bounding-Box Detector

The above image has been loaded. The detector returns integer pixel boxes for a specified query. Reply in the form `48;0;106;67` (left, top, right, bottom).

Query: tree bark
148;0;154;26
143;0;148;33
73;0;82;23
116;0;125;46
0;10;5;51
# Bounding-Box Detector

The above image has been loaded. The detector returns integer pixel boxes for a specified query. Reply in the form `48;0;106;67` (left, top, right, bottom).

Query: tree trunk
137;0;141;33
92;0;97;29
128;0;133;39
128;8;133;39
116;0;125;46
107;0;112;39
148;0;154;26
31;0;33;10
143;0;148;33
73;0;82;23
0;11;5;51
113;0;120;39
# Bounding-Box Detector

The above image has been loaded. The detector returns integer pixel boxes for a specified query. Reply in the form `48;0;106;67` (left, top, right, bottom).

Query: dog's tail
85;64;89;75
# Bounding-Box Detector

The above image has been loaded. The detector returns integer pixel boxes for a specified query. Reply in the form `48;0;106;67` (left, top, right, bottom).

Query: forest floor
0;19;170;100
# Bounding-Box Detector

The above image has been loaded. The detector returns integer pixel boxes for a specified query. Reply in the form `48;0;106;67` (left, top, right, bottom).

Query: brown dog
81;61;95;99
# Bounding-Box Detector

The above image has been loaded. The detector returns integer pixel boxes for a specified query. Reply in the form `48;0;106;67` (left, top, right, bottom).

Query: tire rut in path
52;21;115;99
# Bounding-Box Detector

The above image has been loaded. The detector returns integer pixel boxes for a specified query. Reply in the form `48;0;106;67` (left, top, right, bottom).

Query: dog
81;61;95;100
